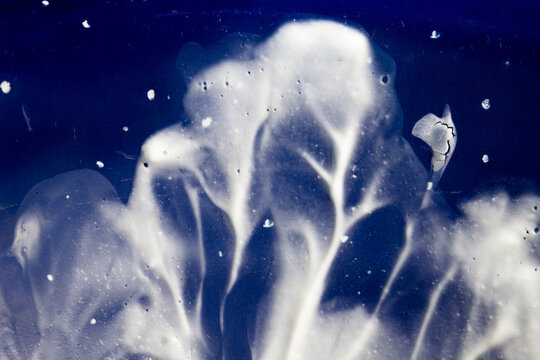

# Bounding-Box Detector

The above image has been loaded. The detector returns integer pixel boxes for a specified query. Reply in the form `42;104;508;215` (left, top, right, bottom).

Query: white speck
481;98;490;110
96;161;104;168
201;117;213;128
340;235;349;243
41;0;49;6
367;270;372;275
90;318;96;325
65;194;70;199
482;154;489;163
430;30;440;39
1;81;11;94
218;251;223;257
426;181;433;190
263;219;274;228
147;89;155;101
82;20;91;29
122;126;129;132
167;95;171;100
47;274;54;281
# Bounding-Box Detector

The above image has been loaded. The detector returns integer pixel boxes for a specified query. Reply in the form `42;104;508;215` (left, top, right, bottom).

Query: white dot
482;154;489;163
430;30;440;39
340;235;349;243
218;251;223;257
41;0;49;6
47;274;54;281
90;318;96;325
65;194;70;199
96;161;104;168
82;20;91;29
201;117;213;128
147;89;155;101
481;99;490;110
122;126;129;132
263;219;274;228
1;81;11;94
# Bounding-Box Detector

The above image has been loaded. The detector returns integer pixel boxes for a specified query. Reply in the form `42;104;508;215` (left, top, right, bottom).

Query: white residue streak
147;89;155;101
1;81;11;94
22;104;33;132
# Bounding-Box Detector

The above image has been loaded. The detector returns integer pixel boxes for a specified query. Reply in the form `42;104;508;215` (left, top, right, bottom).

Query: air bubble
380;75;389;84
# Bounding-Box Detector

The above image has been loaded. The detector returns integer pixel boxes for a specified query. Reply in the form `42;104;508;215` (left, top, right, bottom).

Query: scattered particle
143;162;149;168
47;274;54;281
201;117;213;128
1;81;11;94
96;161;104;168
263;219;274;228
482;154;489;163
122;126;129;132
481;99;490;110
82;20;91;29
218;251;223;257
147;89;155;101
41;0;49;6
430;30;440;39
90;318;96;325
65;194;70;199
340;235;349;243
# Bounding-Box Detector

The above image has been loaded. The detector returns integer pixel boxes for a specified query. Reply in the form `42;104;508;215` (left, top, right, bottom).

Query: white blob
482;154;489;163
1;80;11;94
482;98;491;110
430;30;440;39
41;0;49;6
123;126;129;132
201;117;213;128
147;89;155;101
3;19;538;360
47;274;54;282
412;104;456;206
82;20;91;29
96;161;104;168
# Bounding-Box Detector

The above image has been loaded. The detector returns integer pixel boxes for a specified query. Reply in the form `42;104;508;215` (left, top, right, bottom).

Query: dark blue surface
1;1;539;359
